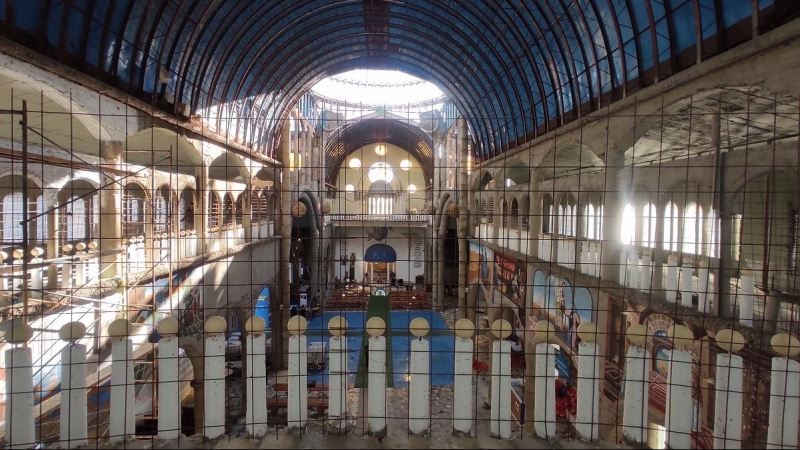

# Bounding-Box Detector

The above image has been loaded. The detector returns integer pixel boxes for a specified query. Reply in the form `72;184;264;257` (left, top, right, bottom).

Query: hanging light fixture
407;184;417;194
374;143;387;156
400;159;412;170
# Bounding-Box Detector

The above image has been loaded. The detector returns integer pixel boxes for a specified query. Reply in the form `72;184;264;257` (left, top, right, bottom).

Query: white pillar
619;248;628;287
328;335;348;429
109;320;135;443
491;339;512;439
453;334;474;434
576;330;600;441
246;318;268;438
713;330;745;449
288;333;308;429
623;325;649;445
533;342;555;439
767;334;800;449
641;249;652;294
204;318;227;438
629;251;639;290
666;254;679;303
680;257;694;308
665;326;694;450
60;340;88;448
409;336;430;434
4;324;35;449
368;335;387;435
738;269;755;327
698;259;711;314
157;319;181;440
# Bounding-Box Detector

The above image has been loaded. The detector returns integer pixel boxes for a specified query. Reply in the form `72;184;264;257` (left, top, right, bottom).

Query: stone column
156;318;181;440
738;269;755;327
242;183;252;241
204;317;227;438
490;319;513;439
457;118;469;319
601;146;625;283
245;316;268;437
45;193;59;289
99;141;123;281
59;322;88;449
767;333;800;449
666;254;679;303
3;323;35;449
328;316;349;430
623;324;649;445
108;319;134;443
576;323;600;441
528;169;542;259
409;318;431;435
453;318;475;434
713;329;745;449
651;205;667;295
698;258;712;313
680;257;694;308
366;317;387;437
276;119;292;369
287;316;308;430
195;164;209;251
533;321;556;440
665;325;694;450
437;210;448;310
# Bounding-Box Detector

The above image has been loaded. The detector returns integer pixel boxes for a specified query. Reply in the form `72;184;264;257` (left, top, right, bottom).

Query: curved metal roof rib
0;0;784;160
325;119;434;187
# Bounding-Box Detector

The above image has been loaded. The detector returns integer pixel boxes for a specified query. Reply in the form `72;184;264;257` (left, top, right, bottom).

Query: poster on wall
468;242;494;307
530;271;595;354
493;252;527;309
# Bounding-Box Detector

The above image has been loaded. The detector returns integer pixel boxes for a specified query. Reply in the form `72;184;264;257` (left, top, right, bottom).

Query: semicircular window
367;180;394;215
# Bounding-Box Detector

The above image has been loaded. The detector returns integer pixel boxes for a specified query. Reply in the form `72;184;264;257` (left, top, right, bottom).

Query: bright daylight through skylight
311;69;444;108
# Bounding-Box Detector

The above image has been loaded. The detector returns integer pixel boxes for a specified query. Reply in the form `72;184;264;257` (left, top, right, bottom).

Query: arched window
367;180;393;215
59;180;98;246
584;204;596;240
488;197;495;224
509;199;519;229
153;187;171;235
251;190;261;223
235;193;244;225
178;189;195;231
223;193;234;226
663;202;680;252
123;184;146;239
2;192;24;245
501;200;509;227
683;203;699;255
708;209;721;258
621;204;636;245
208;192;221;228
642;203;657;248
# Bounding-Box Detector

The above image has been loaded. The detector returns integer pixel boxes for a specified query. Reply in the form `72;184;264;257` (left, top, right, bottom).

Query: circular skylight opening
349;158;361;170
400;159;412;170
368;162;394;184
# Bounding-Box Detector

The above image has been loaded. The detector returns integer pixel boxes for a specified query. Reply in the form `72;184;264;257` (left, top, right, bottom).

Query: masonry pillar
59;322;88;449
195;164;209;252
3;323;35;449
713;329;745;449
242;183;252;241
99;141;124;281
623;324;649;445
276;119;292;369
457;118;469;320
453;318;475;434
491;319;513;439
665;325;694;450
600;145;625;283
767;333;800;449
527;169;541;259
108;319;134;443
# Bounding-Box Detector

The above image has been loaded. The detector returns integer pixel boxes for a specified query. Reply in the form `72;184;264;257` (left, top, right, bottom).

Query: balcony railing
328;213;430;223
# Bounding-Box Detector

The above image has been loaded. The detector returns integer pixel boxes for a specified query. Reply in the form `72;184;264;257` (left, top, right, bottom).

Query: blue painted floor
305;310;454;387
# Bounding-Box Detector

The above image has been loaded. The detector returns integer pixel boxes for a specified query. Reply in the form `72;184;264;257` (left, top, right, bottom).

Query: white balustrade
738;269;755;327
288;316;308;430
409;318;431;435
453;319;475;434
491;319;513;440
623;325;649;445
60;322;88;449
204;317;227;438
